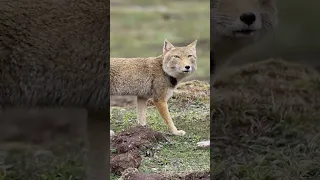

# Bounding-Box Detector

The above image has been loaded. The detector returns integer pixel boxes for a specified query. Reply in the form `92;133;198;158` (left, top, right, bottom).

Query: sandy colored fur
110;56;165;99
110;40;197;136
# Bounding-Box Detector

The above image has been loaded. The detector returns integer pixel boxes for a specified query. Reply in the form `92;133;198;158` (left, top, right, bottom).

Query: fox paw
172;130;186;136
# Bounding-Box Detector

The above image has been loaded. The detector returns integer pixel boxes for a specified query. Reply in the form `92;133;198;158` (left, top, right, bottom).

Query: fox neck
159;55;189;87
214;37;255;60
165;73;178;87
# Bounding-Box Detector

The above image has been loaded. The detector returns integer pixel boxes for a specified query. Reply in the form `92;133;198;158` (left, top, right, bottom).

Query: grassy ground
110;81;210;179
0;139;86;180
211;59;320;180
110;0;210;79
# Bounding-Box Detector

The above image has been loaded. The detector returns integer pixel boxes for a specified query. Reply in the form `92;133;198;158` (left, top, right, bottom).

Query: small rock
197;140;210;149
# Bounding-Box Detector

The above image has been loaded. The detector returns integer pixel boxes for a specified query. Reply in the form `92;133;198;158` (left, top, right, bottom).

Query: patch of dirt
110;126;169;175
120;168;210;180
110;150;142;175
111;125;168;154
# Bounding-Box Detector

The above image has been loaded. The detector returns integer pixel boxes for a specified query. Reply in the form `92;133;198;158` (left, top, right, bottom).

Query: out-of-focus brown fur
0;0;110;179
0;0;109;108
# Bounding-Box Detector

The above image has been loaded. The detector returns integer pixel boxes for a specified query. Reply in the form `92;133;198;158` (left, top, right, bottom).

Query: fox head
212;0;277;40
162;39;197;79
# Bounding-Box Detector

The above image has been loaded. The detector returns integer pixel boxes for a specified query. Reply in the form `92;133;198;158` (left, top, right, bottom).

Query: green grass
110;0;210;79
110;81;210;179
0;140;86;180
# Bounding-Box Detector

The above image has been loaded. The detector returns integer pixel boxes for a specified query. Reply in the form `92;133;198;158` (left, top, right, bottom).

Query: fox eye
188;55;193;58
173;55;180;58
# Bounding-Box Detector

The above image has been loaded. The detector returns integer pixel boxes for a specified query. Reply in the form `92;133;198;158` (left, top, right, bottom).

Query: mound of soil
110;125;169;175
111;125;169;154
171;80;210;106
120;168;210;180
110;150;142;175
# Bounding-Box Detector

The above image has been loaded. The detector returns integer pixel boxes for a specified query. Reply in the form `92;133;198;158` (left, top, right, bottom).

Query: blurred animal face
162;40;197;79
212;0;277;40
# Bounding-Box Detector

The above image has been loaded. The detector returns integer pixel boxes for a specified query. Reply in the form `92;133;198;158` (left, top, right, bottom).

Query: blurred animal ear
187;39;197;51
163;39;175;54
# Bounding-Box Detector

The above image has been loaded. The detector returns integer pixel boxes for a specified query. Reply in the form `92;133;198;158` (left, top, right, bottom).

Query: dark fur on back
0;0;109;108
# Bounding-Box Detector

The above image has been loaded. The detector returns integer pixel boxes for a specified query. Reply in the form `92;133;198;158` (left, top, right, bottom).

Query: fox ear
163;39;175;54
187;39;197;50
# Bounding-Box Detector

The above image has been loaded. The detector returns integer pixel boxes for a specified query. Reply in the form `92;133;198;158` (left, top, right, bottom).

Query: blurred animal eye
188;55;193;58
173;55;180;58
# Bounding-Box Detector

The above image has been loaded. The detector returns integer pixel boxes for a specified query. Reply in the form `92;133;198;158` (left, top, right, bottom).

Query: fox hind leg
137;97;148;126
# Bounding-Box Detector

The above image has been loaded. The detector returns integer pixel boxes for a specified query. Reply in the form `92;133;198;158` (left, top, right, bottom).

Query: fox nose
185;65;190;70
240;13;256;25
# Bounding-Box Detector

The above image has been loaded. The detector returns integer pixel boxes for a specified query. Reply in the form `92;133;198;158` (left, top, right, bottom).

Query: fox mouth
233;29;256;37
182;70;191;73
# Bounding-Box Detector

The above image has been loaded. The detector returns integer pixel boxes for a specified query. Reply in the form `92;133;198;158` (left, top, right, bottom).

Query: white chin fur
181;69;192;73
234;31;255;38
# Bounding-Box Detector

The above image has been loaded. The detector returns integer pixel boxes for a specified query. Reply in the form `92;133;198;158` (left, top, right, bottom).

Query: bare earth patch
110;126;168;175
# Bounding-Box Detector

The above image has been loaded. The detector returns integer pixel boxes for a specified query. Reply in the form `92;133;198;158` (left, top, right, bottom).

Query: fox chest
165;88;174;101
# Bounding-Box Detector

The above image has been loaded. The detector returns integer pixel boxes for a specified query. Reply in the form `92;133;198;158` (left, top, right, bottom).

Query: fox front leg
153;99;185;136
